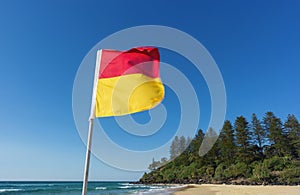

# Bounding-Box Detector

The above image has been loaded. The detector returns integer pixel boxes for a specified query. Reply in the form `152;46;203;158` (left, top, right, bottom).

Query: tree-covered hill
139;112;300;185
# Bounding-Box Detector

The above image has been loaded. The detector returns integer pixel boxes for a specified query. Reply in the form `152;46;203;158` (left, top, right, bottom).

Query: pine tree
269;118;286;156
262;112;276;157
148;158;160;171
160;157;168;166
219;120;236;165
262;112;275;142
179;136;187;154
251;113;266;158
201;127;220;166
170;136;179;159
199;127;219;157
186;137;192;150
263;112;288;156
285;114;300;159
234;116;251;162
189;129;204;154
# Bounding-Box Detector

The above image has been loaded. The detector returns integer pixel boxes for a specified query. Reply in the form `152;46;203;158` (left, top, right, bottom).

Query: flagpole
82;118;94;195
81;50;102;195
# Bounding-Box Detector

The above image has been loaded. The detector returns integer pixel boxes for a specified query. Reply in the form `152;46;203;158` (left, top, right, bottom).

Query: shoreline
171;184;300;195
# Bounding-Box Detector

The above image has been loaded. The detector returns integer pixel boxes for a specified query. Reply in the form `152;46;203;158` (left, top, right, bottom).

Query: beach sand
173;184;300;195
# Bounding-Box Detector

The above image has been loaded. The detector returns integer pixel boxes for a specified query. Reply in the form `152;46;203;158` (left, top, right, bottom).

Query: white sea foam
119;185;131;189
119;182;131;185
132;188;172;195
95;186;107;190
119;184;152;189
125;184;186;195
0;188;23;193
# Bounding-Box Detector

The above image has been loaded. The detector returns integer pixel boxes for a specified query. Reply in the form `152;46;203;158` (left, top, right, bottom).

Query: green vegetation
140;112;300;185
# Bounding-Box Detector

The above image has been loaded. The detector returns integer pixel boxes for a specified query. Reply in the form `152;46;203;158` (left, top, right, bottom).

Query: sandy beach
173;184;300;195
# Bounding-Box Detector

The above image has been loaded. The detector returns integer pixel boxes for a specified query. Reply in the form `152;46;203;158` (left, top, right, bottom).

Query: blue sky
0;0;299;181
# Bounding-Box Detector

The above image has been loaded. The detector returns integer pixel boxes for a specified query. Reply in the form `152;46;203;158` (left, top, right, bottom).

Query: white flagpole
81;50;102;195
82;119;94;195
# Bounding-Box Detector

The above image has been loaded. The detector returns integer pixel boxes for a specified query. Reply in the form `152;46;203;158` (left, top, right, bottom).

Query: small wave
0;189;23;193
119;185;148;189
132;185;186;195
119;183;131;186
119;186;131;189
95;187;107;190
131;188;171;195
149;186;163;189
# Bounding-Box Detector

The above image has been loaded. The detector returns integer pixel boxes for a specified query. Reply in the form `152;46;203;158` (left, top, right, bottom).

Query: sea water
0;181;182;194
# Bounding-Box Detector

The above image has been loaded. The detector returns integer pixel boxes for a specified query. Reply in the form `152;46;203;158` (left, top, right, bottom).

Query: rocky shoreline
132;178;300;186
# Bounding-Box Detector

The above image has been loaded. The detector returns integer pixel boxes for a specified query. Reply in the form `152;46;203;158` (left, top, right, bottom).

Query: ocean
0;181;182;194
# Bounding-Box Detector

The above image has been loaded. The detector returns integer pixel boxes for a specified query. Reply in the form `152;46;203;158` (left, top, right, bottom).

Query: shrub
214;163;227;180
224;162;251;179
252;162;271;182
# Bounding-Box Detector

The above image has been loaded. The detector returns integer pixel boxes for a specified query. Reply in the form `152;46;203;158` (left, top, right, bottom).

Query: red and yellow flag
90;47;164;118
